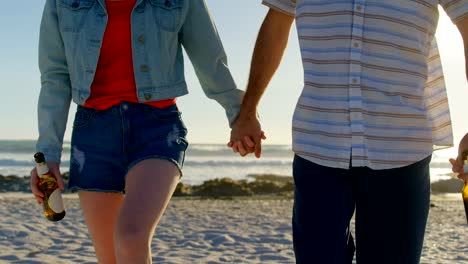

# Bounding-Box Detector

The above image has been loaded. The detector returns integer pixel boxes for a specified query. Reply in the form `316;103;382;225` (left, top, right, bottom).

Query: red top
84;0;175;110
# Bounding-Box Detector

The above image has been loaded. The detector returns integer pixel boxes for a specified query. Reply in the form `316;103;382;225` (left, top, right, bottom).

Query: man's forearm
456;17;468;80
239;9;294;118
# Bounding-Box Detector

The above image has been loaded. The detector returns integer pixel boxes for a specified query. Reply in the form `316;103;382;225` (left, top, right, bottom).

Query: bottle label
48;189;65;213
36;165;50;177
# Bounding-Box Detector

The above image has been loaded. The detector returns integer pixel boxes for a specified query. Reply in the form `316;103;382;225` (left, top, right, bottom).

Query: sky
0;1;467;148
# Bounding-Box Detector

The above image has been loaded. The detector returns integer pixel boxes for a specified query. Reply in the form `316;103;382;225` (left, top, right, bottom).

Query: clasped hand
228;114;266;158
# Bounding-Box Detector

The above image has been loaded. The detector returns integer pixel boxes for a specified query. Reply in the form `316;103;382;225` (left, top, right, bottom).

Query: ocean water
0;140;458;185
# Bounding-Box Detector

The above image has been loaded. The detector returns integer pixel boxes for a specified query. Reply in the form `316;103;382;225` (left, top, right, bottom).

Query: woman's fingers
30;168;44;204
51;166;65;190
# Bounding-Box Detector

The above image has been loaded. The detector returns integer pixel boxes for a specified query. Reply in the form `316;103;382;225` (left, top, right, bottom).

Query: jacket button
140;65;149;72
144;94;152;100
138;36;145;43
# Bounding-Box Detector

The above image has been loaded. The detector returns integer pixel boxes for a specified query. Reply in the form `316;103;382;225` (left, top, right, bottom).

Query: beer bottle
462;150;468;225
34;152;66;221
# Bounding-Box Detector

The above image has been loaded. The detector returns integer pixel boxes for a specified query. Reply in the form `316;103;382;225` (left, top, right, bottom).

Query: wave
0;140;72;153
0;140;37;153
429;162;452;169
186;146;293;157
184;160;291;167
0;159;71;167
0;140;292;156
0;158;290;169
0;157;454;169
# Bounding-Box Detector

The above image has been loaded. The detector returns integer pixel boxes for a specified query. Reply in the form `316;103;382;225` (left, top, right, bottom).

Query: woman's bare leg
114;159;180;264
79;191;124;264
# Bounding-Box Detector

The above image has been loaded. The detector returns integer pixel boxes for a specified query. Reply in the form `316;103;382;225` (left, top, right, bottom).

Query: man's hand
228;113;266;158
226;9;293;158
30;161;64;204
449;133;468;181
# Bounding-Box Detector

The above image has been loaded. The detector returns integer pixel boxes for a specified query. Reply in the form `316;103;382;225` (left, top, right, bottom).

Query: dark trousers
292;155;432;264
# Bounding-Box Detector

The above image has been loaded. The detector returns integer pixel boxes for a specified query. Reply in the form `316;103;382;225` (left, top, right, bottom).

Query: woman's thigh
78;191;124;264
116;159;180;239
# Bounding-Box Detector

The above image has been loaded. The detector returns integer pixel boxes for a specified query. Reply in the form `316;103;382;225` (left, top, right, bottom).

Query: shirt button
138;36;145;43
144;94;152;100
122;104;129;110
356;5;362;11
352;78;359;84
140;65;149;72
353;42;360;48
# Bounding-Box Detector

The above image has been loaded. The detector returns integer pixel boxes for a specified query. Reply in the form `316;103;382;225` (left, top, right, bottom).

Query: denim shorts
68;102;188;194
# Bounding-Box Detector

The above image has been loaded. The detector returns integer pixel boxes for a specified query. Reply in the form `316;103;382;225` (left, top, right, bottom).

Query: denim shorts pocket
58;0;95;32
150;105;182;121
148;0;183;32
73;107;95;128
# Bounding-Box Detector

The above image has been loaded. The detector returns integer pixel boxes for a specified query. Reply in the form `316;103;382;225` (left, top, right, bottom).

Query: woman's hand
30;162;64;204
449;133;468;181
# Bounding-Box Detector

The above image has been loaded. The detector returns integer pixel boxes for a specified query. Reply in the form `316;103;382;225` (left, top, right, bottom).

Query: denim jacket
37;0;244;163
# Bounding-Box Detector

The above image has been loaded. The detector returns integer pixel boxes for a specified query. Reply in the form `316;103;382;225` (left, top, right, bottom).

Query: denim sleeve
180;0;244;127
36;0;72;164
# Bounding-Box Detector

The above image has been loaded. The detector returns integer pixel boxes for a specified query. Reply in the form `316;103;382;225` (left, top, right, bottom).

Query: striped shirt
263;0;468;169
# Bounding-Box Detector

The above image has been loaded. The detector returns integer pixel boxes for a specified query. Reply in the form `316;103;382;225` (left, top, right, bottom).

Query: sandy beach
0;193;466;264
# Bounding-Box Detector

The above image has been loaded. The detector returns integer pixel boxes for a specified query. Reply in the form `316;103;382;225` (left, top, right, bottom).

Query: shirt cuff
262;0;296;17
36;148;62;165
441;1;468;24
